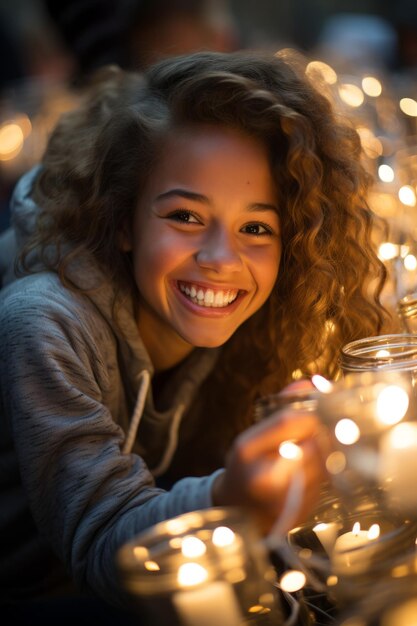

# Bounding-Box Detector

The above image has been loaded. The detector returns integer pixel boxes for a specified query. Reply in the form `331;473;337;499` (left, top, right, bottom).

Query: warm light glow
338;83;364;107
314;523;328;532
177;562;208;587
352;522;361;535
326;451;347;474
0;122;24;160
335;419;360;445
279;440;303;460
378;242;399;260
356;127;383;158
312;374;333;393
280;570;306;592
378;164;395;182
291;368;303;380
399;185;416;206
362;76;382;97
367;524;380;540
305;60;337;84
375;349;390;358
404;254;417;271
181;536;207;558
144;560;160;571
212;526;235;547
376;385;409;425
387;422;417;449
133;546;149;560
14;113;32;138
326;575;338;586
400;97;417;117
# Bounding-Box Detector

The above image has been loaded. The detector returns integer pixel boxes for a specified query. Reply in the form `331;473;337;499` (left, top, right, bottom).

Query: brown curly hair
21;50;390;475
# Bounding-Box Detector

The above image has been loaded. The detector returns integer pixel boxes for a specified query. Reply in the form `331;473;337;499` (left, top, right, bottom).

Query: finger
238;413;321;461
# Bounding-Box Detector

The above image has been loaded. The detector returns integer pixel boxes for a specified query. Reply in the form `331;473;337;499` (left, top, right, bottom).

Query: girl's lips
173;281;247;317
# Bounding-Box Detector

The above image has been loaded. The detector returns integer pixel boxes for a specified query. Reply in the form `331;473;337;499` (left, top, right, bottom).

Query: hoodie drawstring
151;402;186;477
122;370;151;455
121;370;186;477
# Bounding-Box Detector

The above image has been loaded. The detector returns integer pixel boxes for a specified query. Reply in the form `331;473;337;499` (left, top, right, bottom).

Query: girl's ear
117;218;133;251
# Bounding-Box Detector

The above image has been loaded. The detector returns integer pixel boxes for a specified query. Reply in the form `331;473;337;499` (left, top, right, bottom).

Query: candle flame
279;440;303;460
367;524;380;540
376;385;409;425
212;526;235;547
352;522;361;535
177;562;208;587
181;536;206;558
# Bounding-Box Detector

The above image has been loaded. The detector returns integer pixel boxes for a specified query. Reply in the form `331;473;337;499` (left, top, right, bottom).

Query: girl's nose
195;229;243;273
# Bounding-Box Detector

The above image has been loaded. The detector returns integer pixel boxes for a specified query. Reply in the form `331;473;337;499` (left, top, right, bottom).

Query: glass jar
398;293;417;333
116;507;283;626
339;333;417;379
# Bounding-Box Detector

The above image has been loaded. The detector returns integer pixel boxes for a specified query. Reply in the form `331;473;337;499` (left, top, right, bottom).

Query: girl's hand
212;380;329;534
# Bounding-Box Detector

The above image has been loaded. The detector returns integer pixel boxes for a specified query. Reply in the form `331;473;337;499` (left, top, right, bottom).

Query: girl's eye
241;222;274;236
167;210;201;224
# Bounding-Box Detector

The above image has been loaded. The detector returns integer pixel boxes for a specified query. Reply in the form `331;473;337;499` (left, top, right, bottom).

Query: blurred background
1;0;417;311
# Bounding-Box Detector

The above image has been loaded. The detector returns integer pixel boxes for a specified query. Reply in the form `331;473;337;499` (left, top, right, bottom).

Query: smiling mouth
177;281;242;308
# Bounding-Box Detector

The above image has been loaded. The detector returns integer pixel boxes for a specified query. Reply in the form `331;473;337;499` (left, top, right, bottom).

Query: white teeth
204;289;214;304
178;282;239;308
214;291;223;306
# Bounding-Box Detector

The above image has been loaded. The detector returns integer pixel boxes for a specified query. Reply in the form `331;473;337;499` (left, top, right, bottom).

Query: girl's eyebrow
155;188;278;213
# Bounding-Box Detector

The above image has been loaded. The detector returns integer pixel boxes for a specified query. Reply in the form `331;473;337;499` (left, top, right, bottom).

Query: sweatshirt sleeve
0;280;223;605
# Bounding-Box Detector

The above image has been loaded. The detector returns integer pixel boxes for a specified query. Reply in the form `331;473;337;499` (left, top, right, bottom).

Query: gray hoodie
0;168;223;605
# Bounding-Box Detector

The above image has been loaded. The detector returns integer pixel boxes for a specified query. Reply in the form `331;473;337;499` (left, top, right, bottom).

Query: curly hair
21;50;390;474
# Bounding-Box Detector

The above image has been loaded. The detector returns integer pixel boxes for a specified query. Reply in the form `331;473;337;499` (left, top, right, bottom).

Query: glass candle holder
339;333;417;380
398;293;417;333
116;507;283;626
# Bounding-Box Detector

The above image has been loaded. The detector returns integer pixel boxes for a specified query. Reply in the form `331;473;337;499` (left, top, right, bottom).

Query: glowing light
399;185;416;207
404;255;417;271
356;127;383;158
305;61;337;84
14;113;32;138
367;524;380;540
339;84;364;107
362;76;382;97
378;164;395;182
144;560;160;571
312;374;333;393
181;536;207;558
378;242;399;261
0;122;24;160
212;526;235;547
335;419;360;445
133;546;149;560
177;562;208;587
387;423;417;450
326;575;338;586
375;349;390;358
279;440;303;460
280;570;306;592
352;522;361;534
376;385;409;425
291;369;303;380
326;451;346;474
400;98;417;117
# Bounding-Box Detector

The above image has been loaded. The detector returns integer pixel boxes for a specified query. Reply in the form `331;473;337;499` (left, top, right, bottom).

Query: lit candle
379;422;417;513
173;577;243;626
331;522;379;576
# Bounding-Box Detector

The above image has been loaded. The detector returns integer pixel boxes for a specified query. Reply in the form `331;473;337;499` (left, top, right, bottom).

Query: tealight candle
173;579;243;626
331;522;379;576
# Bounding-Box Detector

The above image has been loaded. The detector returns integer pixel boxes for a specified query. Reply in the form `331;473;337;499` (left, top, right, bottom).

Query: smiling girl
0;50;388;612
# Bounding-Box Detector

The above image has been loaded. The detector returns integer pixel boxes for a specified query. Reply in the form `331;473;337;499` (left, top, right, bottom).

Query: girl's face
122;124;281;368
